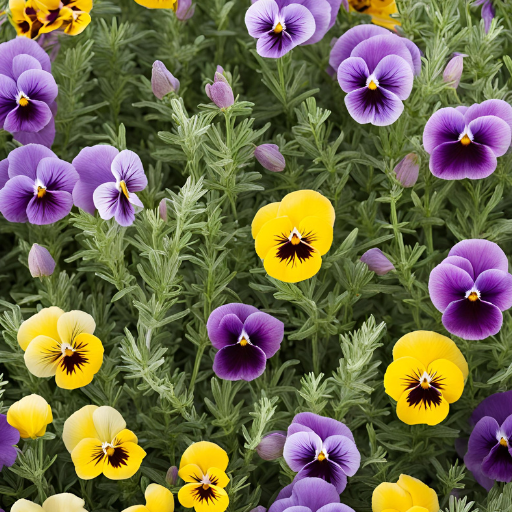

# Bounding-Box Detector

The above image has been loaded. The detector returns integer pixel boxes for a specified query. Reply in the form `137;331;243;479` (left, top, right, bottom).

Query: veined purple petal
269;497;296;512
7;144;56;180
243;311;284;358
127;192;143;211
448;239;509;275
17;69;58;104
481;443;512;482
0;415;19;470
290;477;341;511
325;0;342;29
115;193;137;227
213;343;267;381
207;303;260;347
245;0;280;38
468;116;511;157
283;431;323;471
295;460;348;494
275;483;295;502
0;159;9;189
442;298;503;340
0;38;51;80
428;262;474;312
401;37;422;76
0;175;34;222
281;506;310;512
211;313;244;349
442;255;475;280
13;115;56;148
423;108;465;154
471;392;512;426
337;57;369;93
345;86;404;126
93;181;120;221
4;100;52;134
465;458;495;491
26;190;73;225
322;435;360;477
0;74;17;125
475;269;512;311
373;54;414;100
111;150;148;192
289;413;355;442
464;99;512;137
12;54;42;81
36;157;79;194
292;0;331;45
317;505;354;512
501;415;512;439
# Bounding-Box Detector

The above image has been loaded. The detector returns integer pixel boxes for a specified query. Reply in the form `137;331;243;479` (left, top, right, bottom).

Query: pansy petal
255;216;294;259
345;86;404;126
0;159;9;189
7;144;56;180
145;484;174;512
11;500;44;512
111;150;147;192
373;54;414;100
0;37;51;78
42;494;87;512
17;69;58;104
294;0;331;45
103;442;146;480
337;57;369;93
36;157;79;194
178;483;202;509
0;74;17;124
13;117;56;148
243;311;284;357
179;463;204;483
283;431;322;472
397;475;439;512
290;477;341;510
323;434;360;476
465;416;500;473
481;443;512;483
289;412;355;442
264;243;323;283
115;194;136;227
384;356;426;401
92;406;126;443
24;334;61;378
71;438;106;480
296;459;349;492
0;414;21;446
210;313;244;349
441;256;474;280
245;0;279;38
280;3;316;45
448;239;509;275
401;38;422;76
475;269;512;311
179;440;229;473
464;99;512;135
396;391;449;426
12;54;42;81
318;505;355;512
17;306;63;351
252;202;280;238
57;310;96;344
213;343;267;381
426;359;464;404
7;394;52;439
428;262;474;312
207;303;260;347
278;190;335;228
26;190;74;225
128;192;143;210
471;391;512;426
194;485;229;512
372;482;413;512
468;115;511;157
0;174;34;223
93;181;120;221
207;467;230;488
4;100;52;134
63;405;99;453
422;108;465;154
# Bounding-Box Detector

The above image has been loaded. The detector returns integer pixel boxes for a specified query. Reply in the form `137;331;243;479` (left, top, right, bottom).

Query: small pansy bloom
348;0;400;31
0;144;78;225
0;413;20;470
384;331;468;425
11;494;88;512
464;390;512;490
372;474;439;512
18;306;104;389
7;394;53;439
72;145;148;227
423;99;512;180
178;441;230;512
121;484;174;512
429;239;512;340
252;190;335;283
283;412;360;494
207;303;284;381
63;405;147;480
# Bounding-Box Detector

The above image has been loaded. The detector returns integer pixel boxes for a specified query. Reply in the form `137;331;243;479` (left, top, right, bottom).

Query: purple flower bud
214;71;230;85
361;248;395;276
205;81;234;109
152;61;180;100
251;507;267;512
166;465;179;485
394;153;419;188
481;0;495;33
443;54;467;89
256;431;286;460
216;65;225;75
159;198;168;221
28;244;56;278
254;144;286;173
175;0;195;20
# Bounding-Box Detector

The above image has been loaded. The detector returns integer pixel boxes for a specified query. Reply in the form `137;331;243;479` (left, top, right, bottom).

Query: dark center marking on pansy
40;340;90;375
275;229;317;267
351;0;371;12
403;369;445;409
190;475;221;504
90;444;129;468
119;180;130;199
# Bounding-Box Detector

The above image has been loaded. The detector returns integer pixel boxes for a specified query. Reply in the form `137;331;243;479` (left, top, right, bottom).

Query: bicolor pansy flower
7;394;53;439
384;331;468;425
63;405;147;480
252;190;335;283
18;306;104;390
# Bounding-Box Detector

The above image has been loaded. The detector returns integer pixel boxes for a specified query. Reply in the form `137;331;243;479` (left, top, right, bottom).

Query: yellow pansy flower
9;0;44;38
122;484;174;512
251;190;335;283
18;307;104;390
178;441;230;512
384;331;468;426
63;405;147;480
12;493;88;512
133;0;176;9
372;474;439;512
349;0;400;31
7;394;53;439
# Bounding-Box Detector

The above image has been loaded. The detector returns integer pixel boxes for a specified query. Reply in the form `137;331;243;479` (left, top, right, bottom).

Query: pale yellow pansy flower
7;394;53;439
12;493;88;512
122;483;174;512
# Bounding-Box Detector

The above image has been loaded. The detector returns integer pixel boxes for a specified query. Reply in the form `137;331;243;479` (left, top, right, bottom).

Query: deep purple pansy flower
0;37;57;148
72;145;148;227
246;0;343;59
0;413;20;470
423;99;512;180
283;412;360;494
207;303;285;381
269;477;355;512
429;239;512;340
0;144;78;225
464;390;512;490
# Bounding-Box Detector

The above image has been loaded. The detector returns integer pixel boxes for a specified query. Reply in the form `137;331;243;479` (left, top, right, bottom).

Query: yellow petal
55;333;104;390
11;499;44;512
71;438;105;480
277;190;335;228
179;463;205;483
427;359;464;404
207;467;229;488
384;357;426;402
24;335;62;378
372;482;413;512
66;0;92;11
42;493;88;512
102;442;147;480
114;429;138;446
92;406;126;443
33;0;60;10
57;310;96;344
178;484;202;509
63;405;100;453
145;483;174;512
178;484;229;512
7;394;52;439
179;441;229;474
133;0;176;8
122;507;149;512
251;202;280;239
254;216;294;259
18;307;63;351
298;216;334;256
397;475;439;512
392;331;468;379
263;244;322;283
64;12;91;35
396;391;449;426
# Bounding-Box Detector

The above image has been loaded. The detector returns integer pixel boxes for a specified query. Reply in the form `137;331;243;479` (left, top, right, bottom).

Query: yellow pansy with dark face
252;190;335;284
7;394;53;439
349;0;400;31
122;484;174;512
384;331;468;426
178;441;230;512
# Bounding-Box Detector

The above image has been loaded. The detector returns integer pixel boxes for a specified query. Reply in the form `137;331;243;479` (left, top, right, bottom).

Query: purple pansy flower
0;144;78;225
0;38;57;148
423;99;512;180
72;145;148;227
269;478;355;512
207;303;285;381
0;413;20;470
464;391;512;490
283;412;360;494
429;239;512;340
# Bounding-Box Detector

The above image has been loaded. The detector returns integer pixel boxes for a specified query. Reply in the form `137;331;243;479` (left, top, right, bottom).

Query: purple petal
337;57;369;93
111;150;147;192
0;159;9;189
428;262;474;312
441;255;475;280
115;193;136;227
0;175;34;222
474;269;512;311
207;303;261;347
0;74;17;125
281;507;310;512
317;505;355;512
501;415;512;439
36;157;79;194
289;413;354;443
243;312;284;357
293;0;331;45
283;431;323;471
210;313;244;349
468;116;511;157
93;181;120;221
269;496;296;512
481;443;512;483
4;100;52;134
481;0;495;33
464;99;512;137
128;192;143;210
423;108;465;154
295;461;348;494
448;239;509;275
7;144;56;180
12;54;42;81
471;392;512;426
325;0;342;29
245;0;279;38
0;444;18;470
345;86;404;126
213;343;267;381
466;416;500;467
466;460;495;491
17;69;58;104
26;190;73;225
373;54;414;100
322;435;360;477
276;483;295;502
290;477;341;510
0;38;51;80
13;116;56;148
401;38;422;75
442;298;503;340
0;414;20;446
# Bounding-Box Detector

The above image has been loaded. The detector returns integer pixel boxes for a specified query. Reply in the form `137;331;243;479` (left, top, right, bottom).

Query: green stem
189;342;206;392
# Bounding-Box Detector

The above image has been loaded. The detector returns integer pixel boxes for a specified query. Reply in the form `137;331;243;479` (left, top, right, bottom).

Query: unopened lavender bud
254;144;286;173
166;465;179;485
159;198;168;221
152;61;180;100
256;431;286;460
394;153;419;188
205;81;234;109
175;0;195;20
28;244;55;278
443;54;467;89
361;248;395;276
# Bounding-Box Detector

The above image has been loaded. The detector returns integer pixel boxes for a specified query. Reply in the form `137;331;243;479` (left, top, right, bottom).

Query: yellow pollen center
291;233;301;245
500;437;508;447
119;180;129;199
368;80;378;90
468;291;479;302
19;96;29;107
420;378;430;389
37;186;46;198
240;338;248;347
64;348;74;357
318;452;326;462
106;446;115;457
460;134;471;146
202;484;210;490
274;22;283;33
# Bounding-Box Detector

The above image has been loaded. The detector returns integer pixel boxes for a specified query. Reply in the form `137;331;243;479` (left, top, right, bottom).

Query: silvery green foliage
1;0;512;511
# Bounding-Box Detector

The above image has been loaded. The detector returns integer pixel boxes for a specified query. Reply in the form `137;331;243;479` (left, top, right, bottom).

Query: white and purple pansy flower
72;145;148;227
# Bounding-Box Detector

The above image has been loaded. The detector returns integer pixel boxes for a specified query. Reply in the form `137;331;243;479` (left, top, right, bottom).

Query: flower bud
166;465;179;485
175;0;195;20
205;81;234;109
159;198;168;221
254;144;286;173
152;61;180;100
256;431;286;460
443;54;467;89
361;248;395;276
216;65;225;75
28;243;55;278
394;153;419;188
